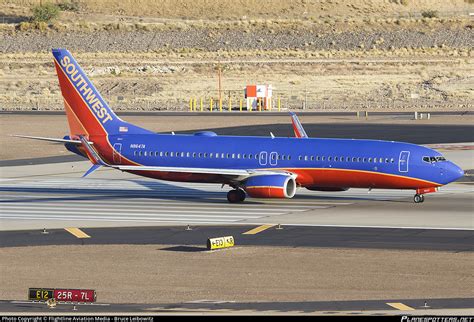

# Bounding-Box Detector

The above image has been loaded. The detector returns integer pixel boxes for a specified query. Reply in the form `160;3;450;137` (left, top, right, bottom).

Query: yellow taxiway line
64;227;91;239
243;224;275;235
386;302;415;311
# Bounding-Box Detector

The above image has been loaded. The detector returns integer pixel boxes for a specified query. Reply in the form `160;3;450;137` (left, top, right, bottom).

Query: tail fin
52;48;151;137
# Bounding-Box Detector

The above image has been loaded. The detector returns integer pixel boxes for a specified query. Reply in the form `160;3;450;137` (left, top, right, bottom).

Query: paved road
1;298;473;314
0;225;472;252
0;169;472;231
2;122;473;166
2;111;472;116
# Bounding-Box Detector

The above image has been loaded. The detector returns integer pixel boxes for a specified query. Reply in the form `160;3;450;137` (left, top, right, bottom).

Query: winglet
82;164;102;178
289;112;308;138
78;135;108;166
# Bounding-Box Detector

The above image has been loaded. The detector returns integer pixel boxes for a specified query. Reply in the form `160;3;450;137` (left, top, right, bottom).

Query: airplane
14;49;464;204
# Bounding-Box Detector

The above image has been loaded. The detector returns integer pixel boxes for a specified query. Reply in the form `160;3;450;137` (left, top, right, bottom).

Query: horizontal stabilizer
11;134;93;145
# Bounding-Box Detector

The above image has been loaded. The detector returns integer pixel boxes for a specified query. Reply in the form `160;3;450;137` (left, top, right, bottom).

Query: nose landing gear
227;189;246;203
414;194;425;203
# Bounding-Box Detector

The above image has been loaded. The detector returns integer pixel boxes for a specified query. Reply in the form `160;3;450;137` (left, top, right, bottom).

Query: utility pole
217;62;222;103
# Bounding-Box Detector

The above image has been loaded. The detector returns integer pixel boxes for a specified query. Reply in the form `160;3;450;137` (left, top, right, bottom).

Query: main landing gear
414;194;425;203
227;189;246;203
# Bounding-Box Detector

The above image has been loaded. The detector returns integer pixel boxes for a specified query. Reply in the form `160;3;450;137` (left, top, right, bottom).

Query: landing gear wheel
237;189;246;202
227;190;243;203
414;194;424;203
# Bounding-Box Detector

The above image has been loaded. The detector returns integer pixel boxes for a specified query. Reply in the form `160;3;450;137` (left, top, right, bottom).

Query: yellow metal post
189;98;193;111
278;97;281;112
257;99;261;112
200;97;203;112
210;98;213;112
193;98;197;112
228;98;232;112
219;98;222;112
239;99;243;112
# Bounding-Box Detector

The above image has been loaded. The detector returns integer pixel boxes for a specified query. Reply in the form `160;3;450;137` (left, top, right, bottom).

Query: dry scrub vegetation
0;0;472;111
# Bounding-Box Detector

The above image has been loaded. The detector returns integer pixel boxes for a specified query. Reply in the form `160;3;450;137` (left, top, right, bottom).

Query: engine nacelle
244;174;296;199
306;186;349;192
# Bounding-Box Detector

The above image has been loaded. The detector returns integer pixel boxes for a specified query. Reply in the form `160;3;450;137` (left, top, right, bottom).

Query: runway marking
0;201;321;211
64;227;90;239
0;205;297;216
386;303;415;311
243;224;275;235
0;213;260;222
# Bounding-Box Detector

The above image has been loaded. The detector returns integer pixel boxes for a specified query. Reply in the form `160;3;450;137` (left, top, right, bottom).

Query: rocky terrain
0;0;472;112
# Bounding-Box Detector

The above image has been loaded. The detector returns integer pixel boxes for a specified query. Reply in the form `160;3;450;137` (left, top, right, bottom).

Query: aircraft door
113;143;122;164
399;151;410;173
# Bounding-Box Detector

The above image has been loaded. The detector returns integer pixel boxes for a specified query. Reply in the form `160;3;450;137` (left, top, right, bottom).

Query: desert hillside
0;0;472;112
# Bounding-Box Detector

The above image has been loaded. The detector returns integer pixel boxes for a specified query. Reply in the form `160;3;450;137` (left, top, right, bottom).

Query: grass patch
421;10;438;18
32;3;60;23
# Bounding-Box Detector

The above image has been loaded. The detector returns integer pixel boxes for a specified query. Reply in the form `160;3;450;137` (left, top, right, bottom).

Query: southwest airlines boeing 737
15;49;464;204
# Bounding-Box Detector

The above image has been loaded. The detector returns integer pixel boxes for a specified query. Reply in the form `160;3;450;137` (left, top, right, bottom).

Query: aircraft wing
289;112;309;138
77;135;291;179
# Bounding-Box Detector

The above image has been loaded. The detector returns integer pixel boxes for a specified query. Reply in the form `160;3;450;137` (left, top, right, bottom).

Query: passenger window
304;156;308;161
328;157;332;161
368;158;372;162
390;158;394;163
216;153;219;159
334;157;338;161
186;152;190;157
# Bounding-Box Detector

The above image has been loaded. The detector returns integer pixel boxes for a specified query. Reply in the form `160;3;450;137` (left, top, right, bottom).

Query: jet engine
244;174;296;198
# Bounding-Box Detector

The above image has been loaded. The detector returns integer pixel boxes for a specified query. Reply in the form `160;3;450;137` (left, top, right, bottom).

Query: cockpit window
423;156;446;163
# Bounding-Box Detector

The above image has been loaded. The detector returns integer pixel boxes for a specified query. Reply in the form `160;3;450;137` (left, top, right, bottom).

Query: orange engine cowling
244;174;296;198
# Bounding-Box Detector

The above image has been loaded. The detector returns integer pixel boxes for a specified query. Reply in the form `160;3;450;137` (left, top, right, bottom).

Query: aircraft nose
448;162;464;182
